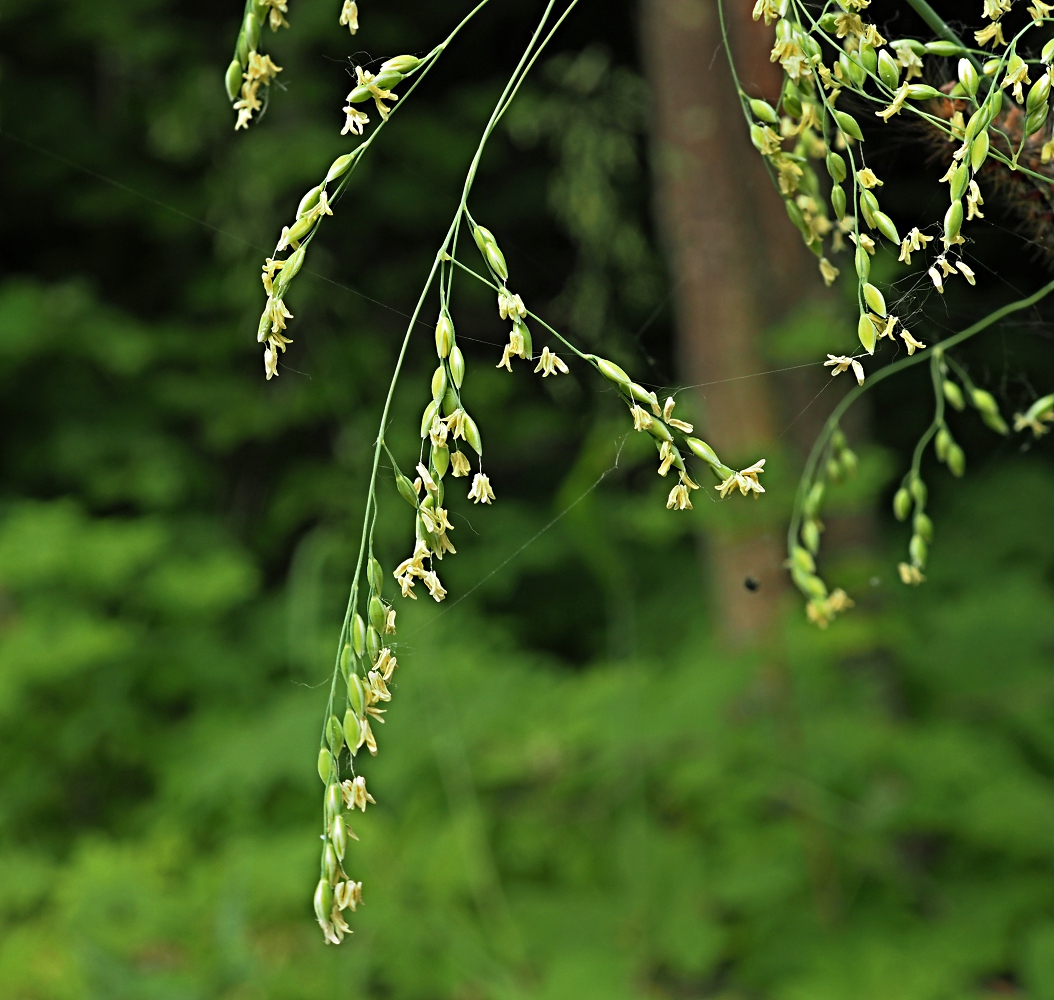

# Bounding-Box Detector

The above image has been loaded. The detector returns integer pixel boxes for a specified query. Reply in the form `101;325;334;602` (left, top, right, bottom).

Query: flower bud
442;387;459;417
910;476;927;506
942;380;965;411
352;614;367;656
367;558;383;593
802;518;821;555
840;448;858;477
420;399;440;438
431;364;448;401
909;533;928;569
449;345;465;388
935;427;953;461
858;313;877;355
958;58;979;98
368;596;385;633
366;625;381;663
970;130;990;172
326;781;343;822
435;312;454;359
792;545;815;574
877;49;900;89
396;472;419;508
906;84;943;100
381;54;422;74
340;642;352;682
348;673;365;717
343;709;362;752
947;444;966;477
314;879;333;923
432;444;449;479
1026;106;1049;138
949;162;969;202
327;714;345;756
297;185;323;220
331;814;348;860
859;42;877;74
914;511;934;543
944;200;963;244
825;151;847;184
792;566;828;600
627;382;658;407
873;212;900;245
326;149;361;183
225;58;243;101
318;748;335;784
1044;38;1054;63
833;110;864;141
323;841;340;884
372;68;405;91
855;245;871;281
646;418;674;443
924;40;963;56
831;185;847;220
347;84;372;104
893;487;912;521
970;388;999;416
461;412;483;455
862;283;886;317
590;354;628;385
685;437;721;467
750;98;779;124
805;481;825;517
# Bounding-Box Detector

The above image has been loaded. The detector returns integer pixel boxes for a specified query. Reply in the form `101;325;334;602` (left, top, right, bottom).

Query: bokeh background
3;0;1054;997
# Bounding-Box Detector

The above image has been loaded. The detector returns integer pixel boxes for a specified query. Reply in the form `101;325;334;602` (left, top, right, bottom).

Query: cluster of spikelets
251;52;424;378
743;0;1054;622
312;555;396;944
224;1;367;130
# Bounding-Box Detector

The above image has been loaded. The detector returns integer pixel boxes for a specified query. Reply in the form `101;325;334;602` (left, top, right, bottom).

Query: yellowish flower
246;51;282;83
856;168;883;189
468;472;495;504
898;562;925;585
262;0;290;30
342;102;370;136
975;21;1006;47
824;354;865;385
1029;0;1054;19
716;460;766;499
900;328;926;355
339;0;359;33
422;570;447;602
966;180;985;221
342;775;376;811
819;257;840;287
662;396;694;434
498;288;527;320
666;483;692;510
450;450;471;477
630;404;653;433
956;261;977;285
534;347;569;377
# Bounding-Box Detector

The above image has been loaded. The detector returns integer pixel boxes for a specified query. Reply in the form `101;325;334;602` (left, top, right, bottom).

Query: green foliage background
2;1;1054;997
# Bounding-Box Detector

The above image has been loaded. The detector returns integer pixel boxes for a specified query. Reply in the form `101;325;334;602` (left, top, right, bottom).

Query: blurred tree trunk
640;0;815;645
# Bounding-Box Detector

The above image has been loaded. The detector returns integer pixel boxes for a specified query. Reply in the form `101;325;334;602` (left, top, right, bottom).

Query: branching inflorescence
225;0;766;942
725;0;1054;625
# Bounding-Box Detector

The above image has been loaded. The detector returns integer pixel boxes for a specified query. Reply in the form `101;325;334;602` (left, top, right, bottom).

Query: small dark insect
744;577;760;592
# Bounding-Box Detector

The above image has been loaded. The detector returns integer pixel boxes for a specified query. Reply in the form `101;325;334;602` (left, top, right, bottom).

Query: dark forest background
2;0;1054;997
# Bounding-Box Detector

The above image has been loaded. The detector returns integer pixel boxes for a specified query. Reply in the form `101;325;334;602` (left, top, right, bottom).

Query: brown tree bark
640;0;817;645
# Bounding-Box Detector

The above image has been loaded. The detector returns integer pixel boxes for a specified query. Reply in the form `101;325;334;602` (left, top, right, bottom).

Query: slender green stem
787;279;1054;556
904;0;982;69
320;0;577;780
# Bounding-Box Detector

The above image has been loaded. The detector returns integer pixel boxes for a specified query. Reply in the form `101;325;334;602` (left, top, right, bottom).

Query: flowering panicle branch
722;0;1054;620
